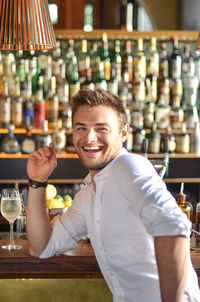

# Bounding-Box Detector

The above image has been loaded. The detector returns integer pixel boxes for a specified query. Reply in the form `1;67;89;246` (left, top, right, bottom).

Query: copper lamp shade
0;0;56;51
196;32;200;51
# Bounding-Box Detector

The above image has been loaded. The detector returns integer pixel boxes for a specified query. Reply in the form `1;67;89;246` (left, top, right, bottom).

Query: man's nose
87;129;97;142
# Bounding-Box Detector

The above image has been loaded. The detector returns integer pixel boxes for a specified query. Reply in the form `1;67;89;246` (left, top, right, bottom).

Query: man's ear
121;123;129;143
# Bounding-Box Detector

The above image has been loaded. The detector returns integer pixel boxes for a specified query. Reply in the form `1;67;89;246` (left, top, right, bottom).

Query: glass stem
9;222;15;246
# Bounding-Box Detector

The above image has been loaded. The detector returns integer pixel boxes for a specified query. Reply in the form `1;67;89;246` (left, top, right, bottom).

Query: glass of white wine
1;188;22;250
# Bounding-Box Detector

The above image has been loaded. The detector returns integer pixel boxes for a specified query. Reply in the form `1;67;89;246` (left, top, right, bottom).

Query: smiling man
26;89;200;302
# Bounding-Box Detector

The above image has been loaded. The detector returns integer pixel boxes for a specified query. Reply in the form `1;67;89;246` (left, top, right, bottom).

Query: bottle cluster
0;33;200;154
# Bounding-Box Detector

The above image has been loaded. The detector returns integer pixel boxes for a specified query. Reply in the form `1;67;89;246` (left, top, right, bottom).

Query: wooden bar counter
0;238;200;279
0;239;102;279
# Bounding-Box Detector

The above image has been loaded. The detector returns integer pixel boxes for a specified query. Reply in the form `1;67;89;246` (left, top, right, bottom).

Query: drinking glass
1;188;22;250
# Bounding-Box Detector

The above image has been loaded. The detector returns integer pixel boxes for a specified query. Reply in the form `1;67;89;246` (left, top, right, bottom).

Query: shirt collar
84;148;128;185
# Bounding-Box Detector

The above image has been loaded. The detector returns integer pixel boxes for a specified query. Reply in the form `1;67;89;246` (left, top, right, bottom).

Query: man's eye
76;127;86;131
98;128;108;132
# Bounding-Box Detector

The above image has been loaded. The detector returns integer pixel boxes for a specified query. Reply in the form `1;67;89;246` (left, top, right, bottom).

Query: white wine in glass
1;188;22;250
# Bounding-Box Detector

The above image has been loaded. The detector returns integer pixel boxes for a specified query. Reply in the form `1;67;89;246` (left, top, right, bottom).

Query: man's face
73;105;128;177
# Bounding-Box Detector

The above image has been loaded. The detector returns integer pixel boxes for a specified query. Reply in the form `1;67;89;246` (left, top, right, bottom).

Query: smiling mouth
82;146;104;153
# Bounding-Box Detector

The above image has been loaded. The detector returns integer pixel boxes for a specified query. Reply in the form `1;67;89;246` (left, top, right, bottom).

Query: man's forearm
154;235;188;302
26;187;52;257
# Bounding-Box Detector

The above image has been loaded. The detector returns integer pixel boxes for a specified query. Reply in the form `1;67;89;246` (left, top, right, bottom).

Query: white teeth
84;146;101;150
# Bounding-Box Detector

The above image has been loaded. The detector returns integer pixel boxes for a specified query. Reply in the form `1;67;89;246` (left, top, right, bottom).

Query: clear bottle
81;68;95;90
21;126;36;154
133;38;146;80
1;125;20;154
78;39;90;85
147;122;161;154
195;201;200;231
100;33;111;81
11;77;23;128
122;40;133;82
107;65;119;96
146;37;159;77
118;72;132;107
169;35;182;79
36;120;52;149
45;76;59;129
0;80;11;128
69;56;80;99
176;182;193;223
52;119;66;154
94;60;107;90
175;122;190;153
190;121;200;155
111;40;122;83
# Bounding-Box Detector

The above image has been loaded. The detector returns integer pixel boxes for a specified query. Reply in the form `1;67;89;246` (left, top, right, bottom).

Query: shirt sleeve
111;154;192;239
40;191;88;259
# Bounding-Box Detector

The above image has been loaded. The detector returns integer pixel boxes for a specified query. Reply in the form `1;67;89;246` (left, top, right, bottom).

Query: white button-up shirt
40;148;200;302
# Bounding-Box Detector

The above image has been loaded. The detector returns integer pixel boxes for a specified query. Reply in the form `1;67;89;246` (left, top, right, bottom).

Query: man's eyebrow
74;122;110;126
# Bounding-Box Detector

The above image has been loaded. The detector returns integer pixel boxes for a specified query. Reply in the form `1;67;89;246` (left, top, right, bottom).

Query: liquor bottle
36;120;52;149
118;72;132;107
90;42;99;83
100;33;111;81
1;125;20;154
81;68;95;90
23;96;34;127
57;62;69;111
133;38;146;80
146;37;159;77
184;105;199;130
169;35;182;79
21;126;36;154
154;101;170;130
124;125;133;152
84;2;93;32
94;60;107;90
147;122;161;154
69;56;80;99
119;0;127;30
176;182;193;222
143;101;155;129
0;80;11;128
65;39;76;82
132;77;146;108
45;76;59;129
170;78;183;108
169;90;184;130
52;40;63;82
159;42;169;79
182;44;195;79
61;107;72;130
107;65;118;95
169;105;184;130
111;40;122;83
52;119;66;154
190;121;200;155
11;77;23;128
122;40;133;82
132;120;146;153
160;129;176;153
78;39;90;84
157;43;170;106
175;122;190;154
33;81;45;128
195;201;200;231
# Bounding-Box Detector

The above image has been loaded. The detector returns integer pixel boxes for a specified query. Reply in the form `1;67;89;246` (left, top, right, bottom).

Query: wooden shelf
54;29;199;41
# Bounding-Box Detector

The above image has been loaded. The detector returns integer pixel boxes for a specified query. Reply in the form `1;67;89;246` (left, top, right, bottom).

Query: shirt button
96;219;100;224
99;247;103;251
118;295;123;299
109;272;114;276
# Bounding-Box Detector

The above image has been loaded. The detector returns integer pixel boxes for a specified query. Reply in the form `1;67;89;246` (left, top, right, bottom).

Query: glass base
2;244;22;250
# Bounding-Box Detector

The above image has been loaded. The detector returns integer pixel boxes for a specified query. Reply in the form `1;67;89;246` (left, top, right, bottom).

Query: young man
27;89;200;302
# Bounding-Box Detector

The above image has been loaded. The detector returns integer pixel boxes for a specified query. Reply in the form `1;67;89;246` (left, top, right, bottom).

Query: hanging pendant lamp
0;0;56;51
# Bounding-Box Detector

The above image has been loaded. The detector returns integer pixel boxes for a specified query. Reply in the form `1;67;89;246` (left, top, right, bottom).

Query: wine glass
1;188;22;250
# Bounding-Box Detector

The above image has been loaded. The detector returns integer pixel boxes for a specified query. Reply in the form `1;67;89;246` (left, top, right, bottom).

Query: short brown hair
70;89;127;129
